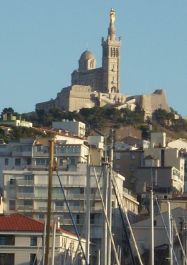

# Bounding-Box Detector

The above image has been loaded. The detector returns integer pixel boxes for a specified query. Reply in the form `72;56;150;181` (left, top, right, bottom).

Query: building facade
131;207;187;265
0;134;139;263
113;132;185;195
0;213;86;265
52;120;86;138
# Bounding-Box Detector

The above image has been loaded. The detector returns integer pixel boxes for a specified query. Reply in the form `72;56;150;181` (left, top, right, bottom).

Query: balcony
37;205;85;213
17;205;33;211
16;193;34;199
12;151;32;157
16;180;34;186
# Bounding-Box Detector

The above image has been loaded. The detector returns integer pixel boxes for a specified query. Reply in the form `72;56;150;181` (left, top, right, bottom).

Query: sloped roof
0;213;78;237
0;213;44;232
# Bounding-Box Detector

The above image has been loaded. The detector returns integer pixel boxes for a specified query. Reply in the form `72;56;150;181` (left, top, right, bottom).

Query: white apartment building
3;165;130;242
142;132;185;193
0;134;139;262
0;213;86;265
52;120;86;138
113;132;185;195
167;138;187;192
133;132;183;193
0;136;88;188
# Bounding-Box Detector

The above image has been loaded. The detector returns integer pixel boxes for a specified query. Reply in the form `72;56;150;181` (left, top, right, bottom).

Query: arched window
111;86;117;93
116;48;119;57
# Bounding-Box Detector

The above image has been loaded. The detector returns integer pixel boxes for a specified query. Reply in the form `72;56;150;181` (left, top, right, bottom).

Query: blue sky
0;1;187;115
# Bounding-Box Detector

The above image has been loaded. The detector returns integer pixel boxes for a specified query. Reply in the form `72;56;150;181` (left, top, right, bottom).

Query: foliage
153;109;175;126
3;105;187;141
79;107;145;128
153;108;187;132
1;107;15;115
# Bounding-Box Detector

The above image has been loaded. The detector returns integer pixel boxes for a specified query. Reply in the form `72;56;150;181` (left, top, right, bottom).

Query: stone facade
36;9;170;117
36;9;124;113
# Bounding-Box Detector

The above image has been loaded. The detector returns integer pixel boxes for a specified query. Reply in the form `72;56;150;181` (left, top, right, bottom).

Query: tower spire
108;8;116;40
102;8;121;94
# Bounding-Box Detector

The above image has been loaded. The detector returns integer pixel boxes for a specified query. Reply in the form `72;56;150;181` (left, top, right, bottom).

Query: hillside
1;106;187;142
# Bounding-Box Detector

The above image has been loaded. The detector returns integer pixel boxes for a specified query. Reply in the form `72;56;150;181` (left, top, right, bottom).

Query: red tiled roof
0;213;44;232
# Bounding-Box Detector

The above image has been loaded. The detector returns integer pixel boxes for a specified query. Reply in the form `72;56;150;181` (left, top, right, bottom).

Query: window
35;158;48;166
70;158;76;165
4;158;9;166
27;157;32;165
80;188;84;194
0;253;14;265
55;201;64;207
38;213;44;219
23;200;33;207
18;186;34;193
154;220;157;226
76;214;80;224
116;48;119;57
36;145;42;152
0;235;15;245
90;213;95;224
30;236;37;246
24;175;33;181
9;200;16;210
10;178;16;185
30;254;37;265
15;158;21;166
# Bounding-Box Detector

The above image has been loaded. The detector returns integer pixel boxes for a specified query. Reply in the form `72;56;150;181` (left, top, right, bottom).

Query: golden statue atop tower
110;8;116;25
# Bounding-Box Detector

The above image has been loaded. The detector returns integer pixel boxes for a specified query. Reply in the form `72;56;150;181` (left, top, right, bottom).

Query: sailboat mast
107;130;114;265
168;202;173;265
101;158;109;265
44;139;54;265
150;189;154;265
86;154;91;265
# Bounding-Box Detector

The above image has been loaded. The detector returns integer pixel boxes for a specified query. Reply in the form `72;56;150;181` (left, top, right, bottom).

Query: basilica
36;9;170;118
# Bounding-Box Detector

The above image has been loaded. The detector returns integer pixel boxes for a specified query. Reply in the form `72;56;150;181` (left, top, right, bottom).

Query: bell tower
102;9;121;93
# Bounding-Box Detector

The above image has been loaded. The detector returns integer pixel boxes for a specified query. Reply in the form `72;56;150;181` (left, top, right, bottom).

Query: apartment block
113;132;185;195
52;120;86;138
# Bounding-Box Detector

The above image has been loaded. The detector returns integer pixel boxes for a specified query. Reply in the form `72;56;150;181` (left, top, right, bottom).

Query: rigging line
90;160;104;208
155;197;179;265
92;166;121;265
111;171;142;265
56;169;89;265
173;219;187;264
111;181;137;265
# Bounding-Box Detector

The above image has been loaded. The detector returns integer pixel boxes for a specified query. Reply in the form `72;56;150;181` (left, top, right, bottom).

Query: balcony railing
17;205;33;211
16;193;35;199
36;205;85;212
16;180;34;186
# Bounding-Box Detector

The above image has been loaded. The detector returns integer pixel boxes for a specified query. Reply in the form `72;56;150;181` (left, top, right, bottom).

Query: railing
17;205;33;211
37;205;85;212
16;193;35;199
16;180;34;186
11;151;32;157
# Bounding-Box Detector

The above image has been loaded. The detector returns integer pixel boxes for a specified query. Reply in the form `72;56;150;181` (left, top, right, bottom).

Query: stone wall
71;68;103;92
140;89;170;118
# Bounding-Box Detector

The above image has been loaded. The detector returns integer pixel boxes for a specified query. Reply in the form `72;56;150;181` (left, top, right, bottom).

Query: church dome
80;50;95;61
79;50;96;72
